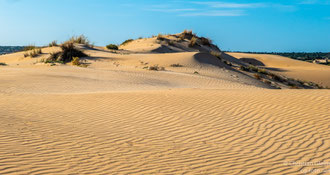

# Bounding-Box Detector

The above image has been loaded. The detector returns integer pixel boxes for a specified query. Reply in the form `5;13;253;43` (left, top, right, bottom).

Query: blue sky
0;0;329;52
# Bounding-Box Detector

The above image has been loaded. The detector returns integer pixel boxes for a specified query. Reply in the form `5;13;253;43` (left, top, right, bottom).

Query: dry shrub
211;51;221;58
49;41;58;47
254;73;262;80
148;65;165;71
201;37;212;46
157;34;165;41
59;42;88;63
71;57;80;66
170;63;183;67
23;45;37;51
24;48;42;58
189;37;197;47
179;29;194;40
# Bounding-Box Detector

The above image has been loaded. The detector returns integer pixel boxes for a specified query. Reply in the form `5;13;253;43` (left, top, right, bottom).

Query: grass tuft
146;65;165;71
49;41;58;47
120;39;134;46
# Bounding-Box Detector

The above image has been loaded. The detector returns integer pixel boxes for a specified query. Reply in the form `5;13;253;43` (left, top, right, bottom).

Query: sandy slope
0;43;329;174
227;52;330;87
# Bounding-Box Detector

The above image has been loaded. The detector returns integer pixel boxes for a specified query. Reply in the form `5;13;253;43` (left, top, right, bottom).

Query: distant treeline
0;46;24;55
226;51;330;60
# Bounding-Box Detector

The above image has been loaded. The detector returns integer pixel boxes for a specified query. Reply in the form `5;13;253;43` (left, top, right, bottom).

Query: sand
227;52;330;87
0;40;329;174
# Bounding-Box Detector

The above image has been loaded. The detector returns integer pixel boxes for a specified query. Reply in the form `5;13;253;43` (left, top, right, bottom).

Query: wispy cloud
192;2;265;8
148;8;197;13
299;0;330;4
180;10;245;17
143;1;297;17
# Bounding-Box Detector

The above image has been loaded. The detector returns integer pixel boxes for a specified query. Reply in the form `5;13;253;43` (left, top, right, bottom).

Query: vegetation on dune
23;45;37;51
106;44;118;50
143;65;165;71
227;51;330;64
170;63;183;67
0;62;7;66
43;42;88;64
189;37;197;47
238;63;327;89
120;39;134;46
24;48;42;58
49;40;58;47
58;42;88;62
71;57;80;66
157;34;165;41
211;51;222;59
67;35;94;48
201;37;212;46
179;30;195;40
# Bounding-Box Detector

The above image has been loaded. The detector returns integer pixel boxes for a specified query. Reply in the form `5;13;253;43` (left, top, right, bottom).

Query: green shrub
106;44;118;50
0;62;7;66
58;42;88;63
121;39;134;46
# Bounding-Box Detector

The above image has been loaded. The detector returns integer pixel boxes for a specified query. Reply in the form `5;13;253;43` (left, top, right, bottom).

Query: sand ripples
0;89;329;174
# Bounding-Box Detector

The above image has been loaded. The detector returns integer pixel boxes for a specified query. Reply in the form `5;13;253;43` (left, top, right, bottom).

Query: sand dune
0;34;329;174
227;52;330;87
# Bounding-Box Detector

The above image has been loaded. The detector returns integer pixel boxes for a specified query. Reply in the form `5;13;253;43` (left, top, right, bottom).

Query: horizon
1;0;330;52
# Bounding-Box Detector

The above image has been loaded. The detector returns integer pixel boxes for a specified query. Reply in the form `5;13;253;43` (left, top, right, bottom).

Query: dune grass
23;45;37;51
120;39;134;46
49;41;58;47
24;48;42;58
